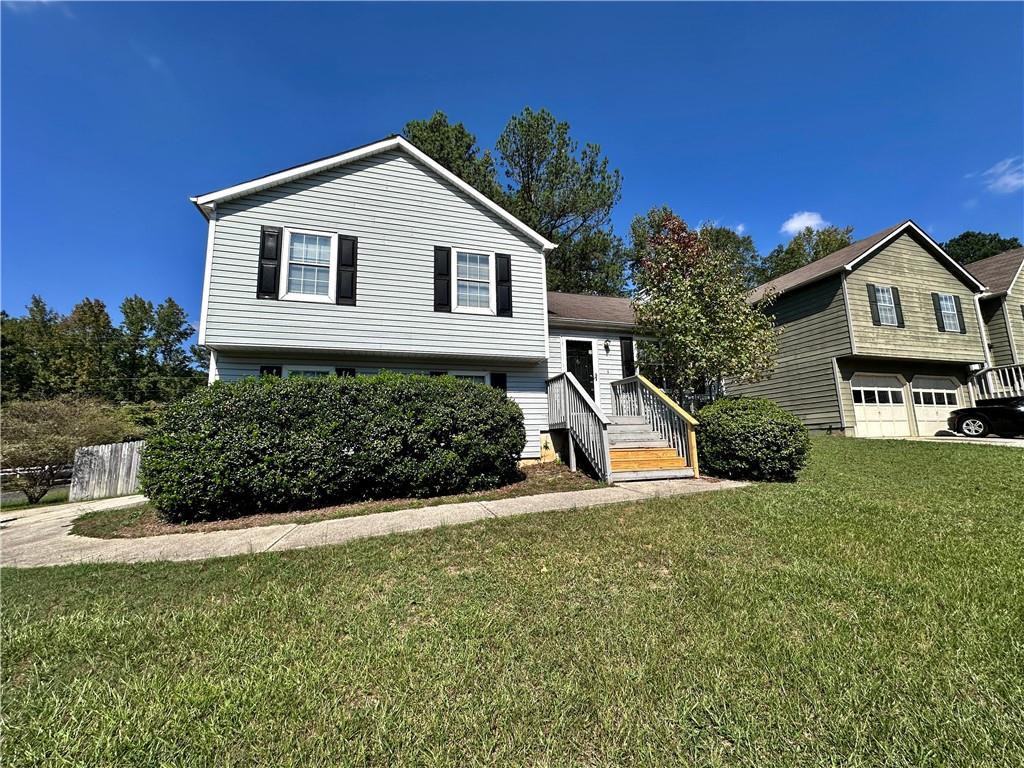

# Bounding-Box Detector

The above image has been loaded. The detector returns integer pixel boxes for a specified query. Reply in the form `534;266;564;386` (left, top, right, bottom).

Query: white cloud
979;157;1024;194
735;223;746;235
780;211;828;236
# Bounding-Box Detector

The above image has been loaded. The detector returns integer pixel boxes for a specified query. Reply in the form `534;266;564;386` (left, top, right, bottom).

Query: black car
948;397;1024;438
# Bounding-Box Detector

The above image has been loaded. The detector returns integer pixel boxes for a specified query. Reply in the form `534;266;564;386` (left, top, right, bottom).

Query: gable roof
748;219;986;302
965;247;1024;297
547;291;635;327
190;135;557;252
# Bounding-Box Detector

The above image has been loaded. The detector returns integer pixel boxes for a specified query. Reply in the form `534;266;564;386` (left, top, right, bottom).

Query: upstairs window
280;230;337;303
454;250;494;313
874;286;899;326
938;293;961;333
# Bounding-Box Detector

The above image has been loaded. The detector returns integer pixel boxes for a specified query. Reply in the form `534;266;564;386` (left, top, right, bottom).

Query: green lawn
3;438;1022;766
0;485;69;511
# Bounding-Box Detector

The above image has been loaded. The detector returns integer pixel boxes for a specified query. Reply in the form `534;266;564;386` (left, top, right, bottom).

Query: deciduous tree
753;225;854;285
631;207;778;393
0;397;132;503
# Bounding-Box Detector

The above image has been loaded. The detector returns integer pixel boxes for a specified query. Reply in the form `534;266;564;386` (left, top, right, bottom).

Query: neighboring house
191;135;694;480
967;248;1024;366
732;220;989;437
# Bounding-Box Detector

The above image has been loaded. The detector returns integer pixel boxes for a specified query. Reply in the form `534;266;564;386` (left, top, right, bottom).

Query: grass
3;437;1023;766
69;462;604;538
0;485;69;511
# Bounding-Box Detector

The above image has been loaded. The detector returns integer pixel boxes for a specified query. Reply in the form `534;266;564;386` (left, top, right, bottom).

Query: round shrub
696;397;810;482
139;372;526;522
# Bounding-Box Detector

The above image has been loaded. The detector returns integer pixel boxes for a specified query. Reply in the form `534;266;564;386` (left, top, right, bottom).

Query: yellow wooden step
609;448;680;461
610;456;689;471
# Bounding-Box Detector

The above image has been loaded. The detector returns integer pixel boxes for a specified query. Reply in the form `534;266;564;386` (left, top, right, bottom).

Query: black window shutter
495;253;513;317
620;337;636;377
490;372;508;393
256;226;283;299
259;365;282;377
866;284;880;326
434;247;451;312
931;293;946;332
953;295;967;334
336;235;357;306
891;287;905;328
335;367;356;377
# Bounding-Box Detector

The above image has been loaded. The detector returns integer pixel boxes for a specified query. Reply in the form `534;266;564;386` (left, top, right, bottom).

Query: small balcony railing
970;364;1024;401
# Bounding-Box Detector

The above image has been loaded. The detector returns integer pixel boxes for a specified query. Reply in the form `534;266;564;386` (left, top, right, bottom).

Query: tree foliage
941;230;1022;265
403;111;502;201
630;208;778;392
496;107;625;295
405;107;628;296
1;294;205;404
753;225;854;285
699;224;761;288
0;397;134;503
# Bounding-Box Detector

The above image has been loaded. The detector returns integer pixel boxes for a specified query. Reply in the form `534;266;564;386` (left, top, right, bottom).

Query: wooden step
610;448;679;461
612;468;695;482
611;457;689;471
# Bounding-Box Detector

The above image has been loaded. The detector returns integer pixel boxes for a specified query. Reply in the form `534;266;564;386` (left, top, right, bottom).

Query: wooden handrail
616;375;700;426
546;372;611;480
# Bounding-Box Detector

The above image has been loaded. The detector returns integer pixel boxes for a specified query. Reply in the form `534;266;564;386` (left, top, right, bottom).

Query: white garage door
912;377;961;437
852;374;911;437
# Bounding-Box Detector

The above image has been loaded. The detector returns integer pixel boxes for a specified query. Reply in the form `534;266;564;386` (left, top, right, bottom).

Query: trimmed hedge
139;373;526;522
696;397;810;482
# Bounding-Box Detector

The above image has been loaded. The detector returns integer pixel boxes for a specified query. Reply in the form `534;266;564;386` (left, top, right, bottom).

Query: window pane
864;390;877;404
878;390;891;404
923;392;934;405
853;389;863;404
948;392;958;405
290;233;331;266
875;286;898;326
913;392;922;404
891;391;904;404
288;264;329;296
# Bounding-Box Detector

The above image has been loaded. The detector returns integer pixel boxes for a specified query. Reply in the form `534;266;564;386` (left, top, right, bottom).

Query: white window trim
279;228;338;304
937;293;961;332
451;246;496;315
282;365;336;378
448;370;491;385
874;285;899;327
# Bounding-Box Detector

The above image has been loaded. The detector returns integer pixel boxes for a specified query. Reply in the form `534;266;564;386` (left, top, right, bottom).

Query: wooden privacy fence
69;441;145;502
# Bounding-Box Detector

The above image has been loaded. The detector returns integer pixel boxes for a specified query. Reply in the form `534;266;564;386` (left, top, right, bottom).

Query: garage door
851;374;911;437
912;377;960;437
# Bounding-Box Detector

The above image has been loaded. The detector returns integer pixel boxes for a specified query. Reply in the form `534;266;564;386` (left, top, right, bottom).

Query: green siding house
967;247;1024;366
732;220;991;437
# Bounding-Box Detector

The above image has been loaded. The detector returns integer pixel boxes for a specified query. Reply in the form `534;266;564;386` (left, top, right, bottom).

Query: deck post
567;432;577;472
687;425;700;479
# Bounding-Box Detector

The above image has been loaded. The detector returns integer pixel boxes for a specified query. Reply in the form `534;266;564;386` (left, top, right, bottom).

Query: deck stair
607;415;693;482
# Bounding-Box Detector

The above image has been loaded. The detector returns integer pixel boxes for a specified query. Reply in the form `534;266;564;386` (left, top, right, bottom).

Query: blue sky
3;1;1022;329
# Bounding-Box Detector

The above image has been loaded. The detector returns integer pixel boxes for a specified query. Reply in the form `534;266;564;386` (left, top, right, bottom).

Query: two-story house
732;220;989;437
191;135;698;481
968;247;1024;366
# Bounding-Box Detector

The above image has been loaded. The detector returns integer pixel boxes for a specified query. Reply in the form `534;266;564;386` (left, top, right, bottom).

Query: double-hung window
280;230;337;303
454;250;495;314
937;293;961;333
874;286;899;327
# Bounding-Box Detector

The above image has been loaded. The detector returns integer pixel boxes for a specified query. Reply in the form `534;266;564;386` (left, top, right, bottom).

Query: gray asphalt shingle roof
966;248;1024;296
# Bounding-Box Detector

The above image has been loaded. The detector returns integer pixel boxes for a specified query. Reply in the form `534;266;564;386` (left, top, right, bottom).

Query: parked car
948;397;1024;438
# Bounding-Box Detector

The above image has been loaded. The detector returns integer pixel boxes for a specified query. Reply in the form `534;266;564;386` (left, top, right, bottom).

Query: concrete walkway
0;478;746;569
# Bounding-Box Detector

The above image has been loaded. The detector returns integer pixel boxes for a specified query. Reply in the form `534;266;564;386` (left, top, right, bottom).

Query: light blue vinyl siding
203;150;547;361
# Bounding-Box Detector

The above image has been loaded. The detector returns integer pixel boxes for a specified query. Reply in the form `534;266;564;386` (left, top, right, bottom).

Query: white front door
851;374;912;437
911;377;961;437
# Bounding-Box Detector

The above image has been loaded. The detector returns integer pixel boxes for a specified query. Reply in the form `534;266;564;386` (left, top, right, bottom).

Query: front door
565;340;596;400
